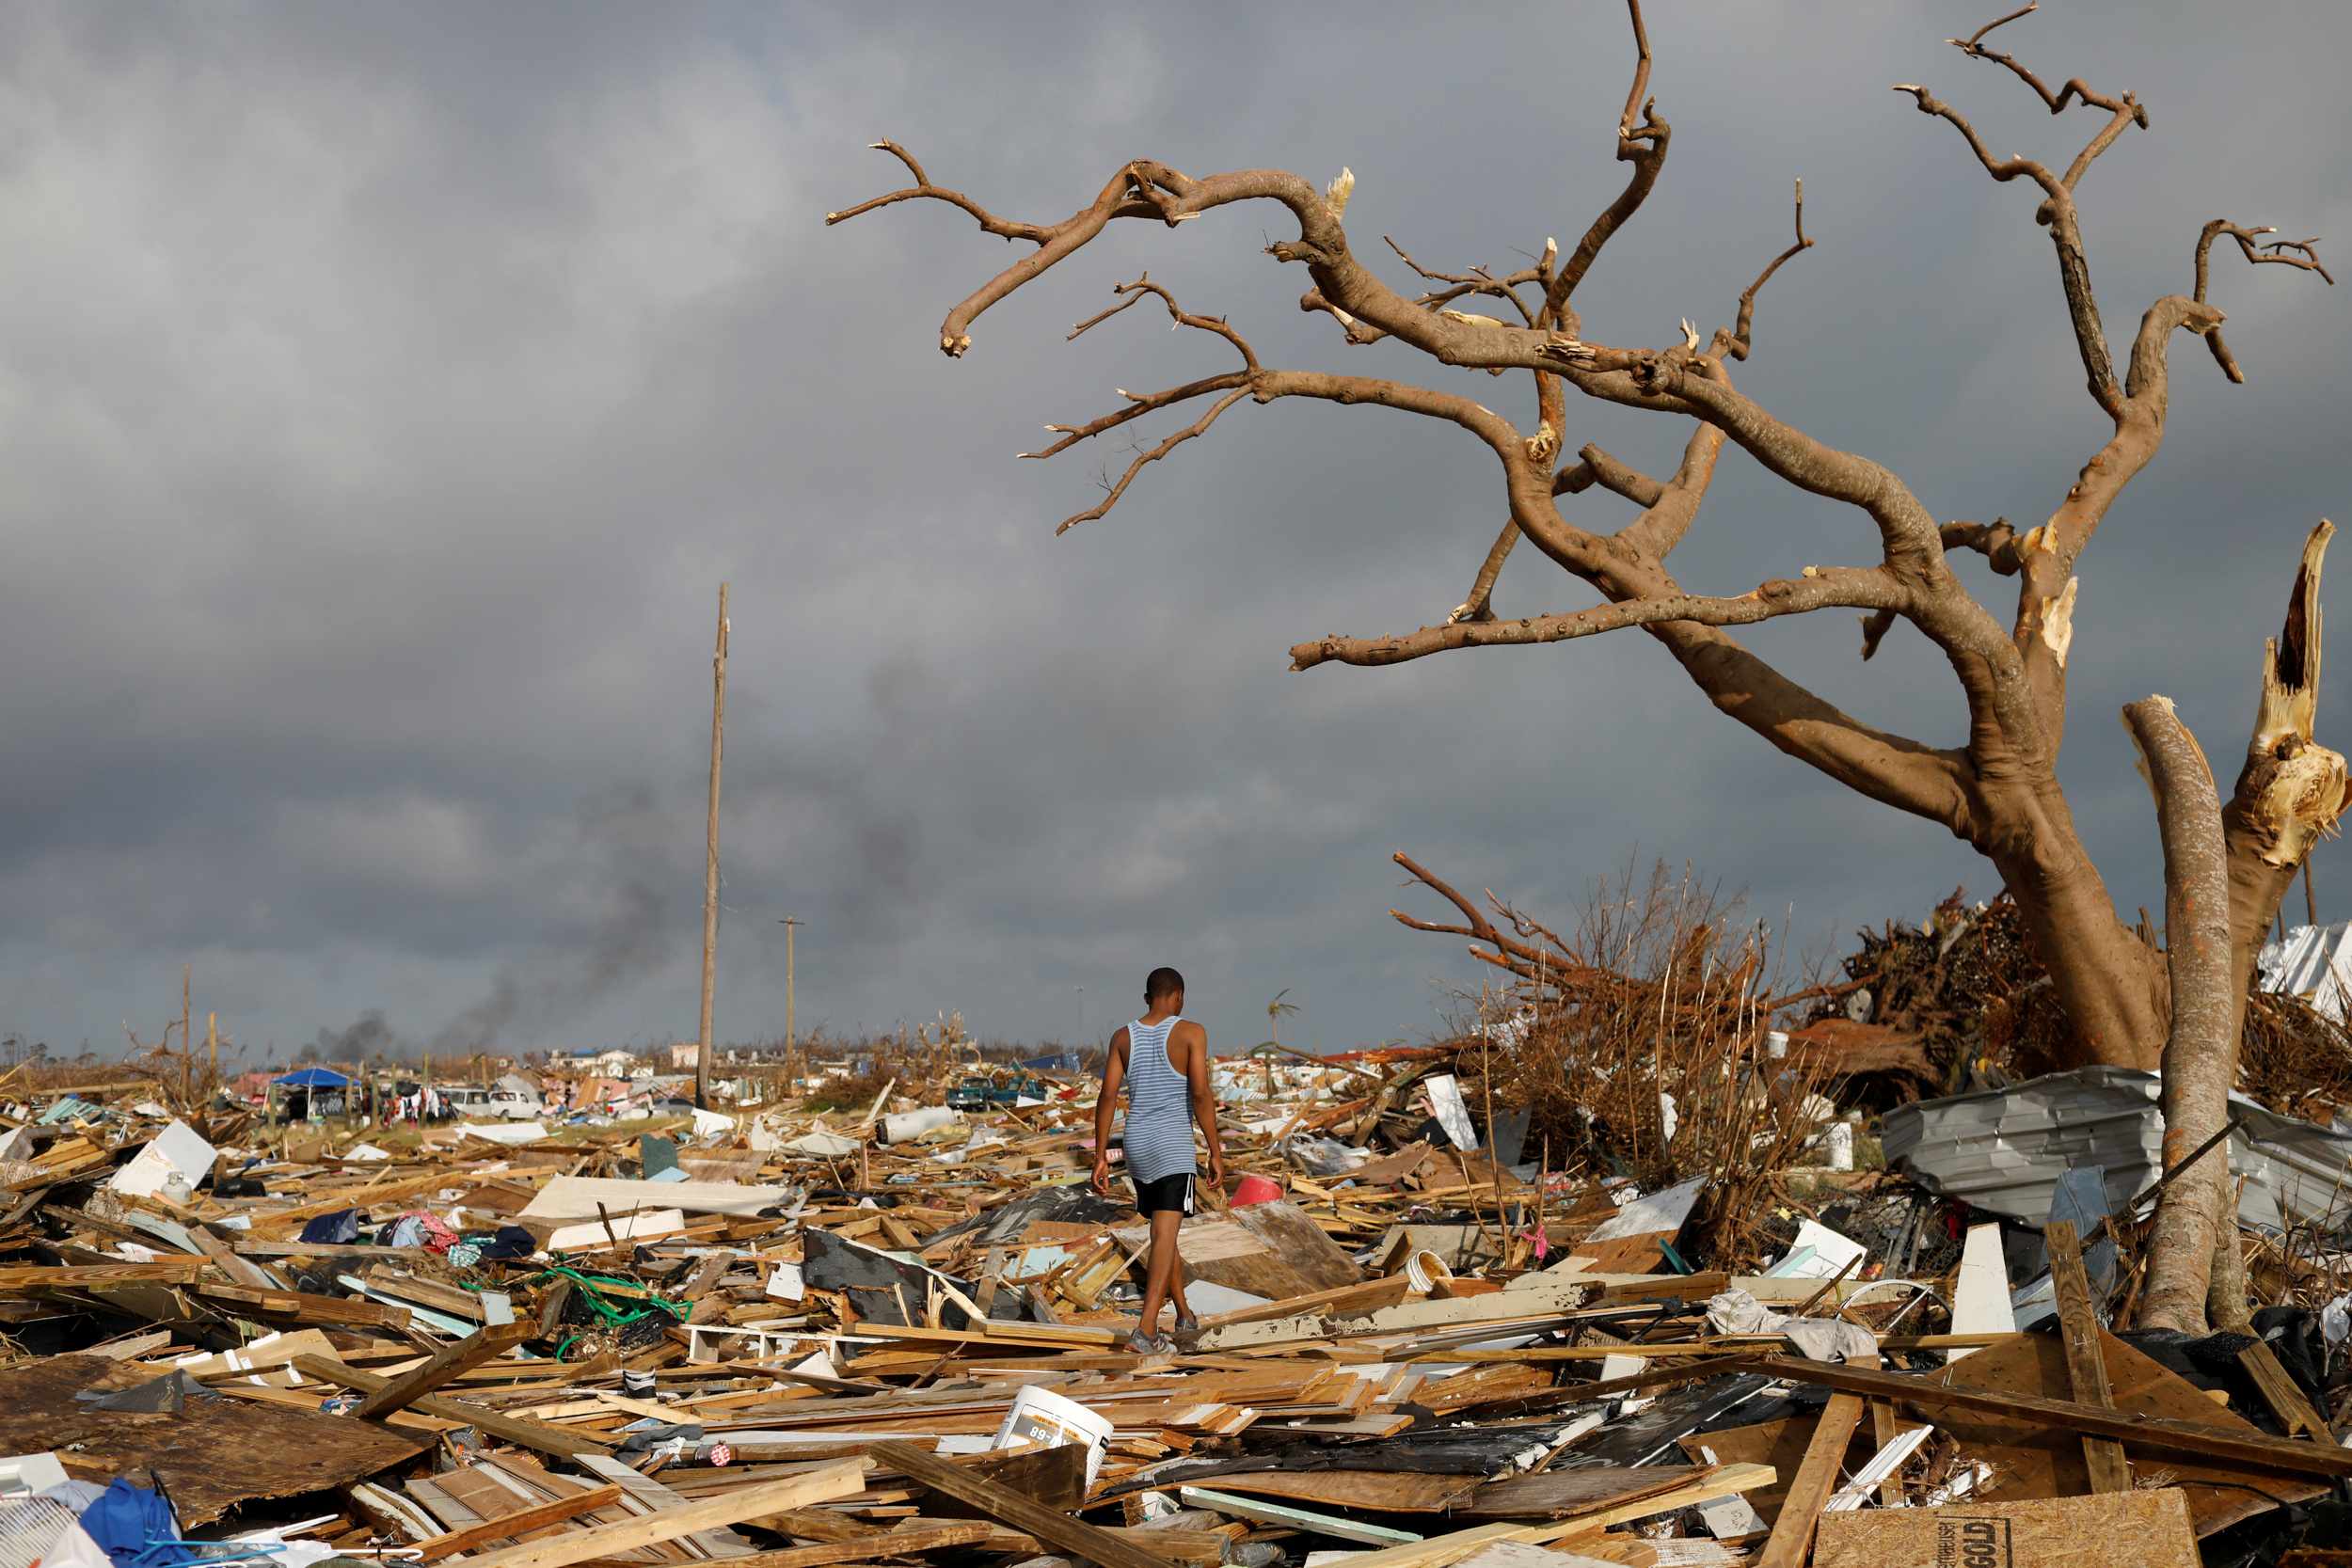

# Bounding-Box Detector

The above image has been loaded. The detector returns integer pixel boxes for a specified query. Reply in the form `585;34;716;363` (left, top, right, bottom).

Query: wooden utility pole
779;919;803;1083
181;966;191;1055
697;584;730;1111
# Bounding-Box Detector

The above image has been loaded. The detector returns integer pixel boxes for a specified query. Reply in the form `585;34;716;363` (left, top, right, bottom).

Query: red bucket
1231;1173;1283;1207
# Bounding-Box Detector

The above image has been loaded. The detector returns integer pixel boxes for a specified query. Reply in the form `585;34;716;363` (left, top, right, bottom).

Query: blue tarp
270;1066;352;1087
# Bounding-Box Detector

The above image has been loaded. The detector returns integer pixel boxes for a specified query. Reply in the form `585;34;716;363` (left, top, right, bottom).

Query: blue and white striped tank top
1122;1015;1198;1184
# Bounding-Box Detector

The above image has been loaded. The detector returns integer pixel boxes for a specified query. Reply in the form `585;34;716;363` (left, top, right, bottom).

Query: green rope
522;1261;690;1326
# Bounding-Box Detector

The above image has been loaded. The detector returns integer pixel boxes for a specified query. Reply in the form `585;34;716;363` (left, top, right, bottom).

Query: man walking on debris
1092;966;1225;1354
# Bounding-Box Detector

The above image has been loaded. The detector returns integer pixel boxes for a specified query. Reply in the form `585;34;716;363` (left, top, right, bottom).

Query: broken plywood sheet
1923;1327;2327;1537
518;1175;787;1220
1216;1200;1363;1297
0;1353;428;1523
1813;1485;2199;1567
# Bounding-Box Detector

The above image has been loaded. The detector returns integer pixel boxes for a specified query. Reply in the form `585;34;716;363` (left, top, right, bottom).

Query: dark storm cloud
0;2;2345;1059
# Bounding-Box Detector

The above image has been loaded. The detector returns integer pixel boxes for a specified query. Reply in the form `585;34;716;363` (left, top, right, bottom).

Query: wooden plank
863;1439;1172;1568
361;1268;490;1322
608;1525;993;1568
409;1482;624;1558
732;1509;880;1545
291;1354;617;1456
408;1477;485;1535
1182;1471;1476;1513
1193;1275;1413;1331
2238;1339;2328;1440
1869;1402;1904;1508
1177;1487;1422;1546
847;1321;1115;1351
452;1460;867;1568
181;1224;282;1290
1266;1522;1530;1568
1743;1354;2352;1477
356;1322;533;1418
193;1281;415;1330
1530;1465;1773;1539
572;1452;756;1559
1756;1393;1865;1568
0;1259;211;1291
1456;1466;1714;1522
2047;1218;2132;1494
256;1171;460;1227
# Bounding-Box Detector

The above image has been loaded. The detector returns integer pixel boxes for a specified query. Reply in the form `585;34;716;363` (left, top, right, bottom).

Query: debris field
0;988;2349;1568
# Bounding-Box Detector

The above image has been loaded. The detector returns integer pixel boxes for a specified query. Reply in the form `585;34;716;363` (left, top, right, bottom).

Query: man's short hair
1145;966;1185;1002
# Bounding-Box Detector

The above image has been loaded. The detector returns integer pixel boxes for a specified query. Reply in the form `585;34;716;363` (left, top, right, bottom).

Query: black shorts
1132;1171;1196;1215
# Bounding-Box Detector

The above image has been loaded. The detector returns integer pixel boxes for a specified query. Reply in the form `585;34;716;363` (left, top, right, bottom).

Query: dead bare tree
831;4;2344;1071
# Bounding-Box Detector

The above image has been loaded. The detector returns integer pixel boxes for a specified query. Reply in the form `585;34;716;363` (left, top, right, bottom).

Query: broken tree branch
1293;566;1904;672
2194;219;2334;382
1713;181;1817;361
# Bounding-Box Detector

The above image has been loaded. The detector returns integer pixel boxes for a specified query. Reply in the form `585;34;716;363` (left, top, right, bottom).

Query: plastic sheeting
1882;1065;2352;1230
2259;920;2352;1021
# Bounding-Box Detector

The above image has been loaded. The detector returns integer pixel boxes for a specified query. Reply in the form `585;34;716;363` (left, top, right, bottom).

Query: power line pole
697;583;730;1112
778;918;803;1081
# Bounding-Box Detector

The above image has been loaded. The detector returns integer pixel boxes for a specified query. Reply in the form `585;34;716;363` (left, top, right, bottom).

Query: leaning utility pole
697;583;730;1111
778;918;804;1080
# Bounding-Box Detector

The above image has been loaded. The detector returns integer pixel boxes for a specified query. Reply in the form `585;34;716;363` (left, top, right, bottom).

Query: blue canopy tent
269;1065;353;1126
270;1067;352;1088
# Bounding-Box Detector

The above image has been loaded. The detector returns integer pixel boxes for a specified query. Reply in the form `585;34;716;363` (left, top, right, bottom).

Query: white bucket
992;1384;1115;1485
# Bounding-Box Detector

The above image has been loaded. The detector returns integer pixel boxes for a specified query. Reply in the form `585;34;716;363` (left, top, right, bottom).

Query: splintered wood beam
453;1459;867;1568
2046;1218;2133;1493
356;1321;534;1417
407;1482;624;1559
864;1440;1171;1568
1756;1392;1866;1568
2237;1339;2329;1439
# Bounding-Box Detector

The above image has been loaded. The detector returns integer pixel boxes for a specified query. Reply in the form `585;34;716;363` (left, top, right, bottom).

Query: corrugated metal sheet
1881;1066;2352;1230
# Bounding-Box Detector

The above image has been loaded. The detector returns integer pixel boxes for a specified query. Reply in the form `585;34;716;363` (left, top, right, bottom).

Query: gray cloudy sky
0;2;2347;1064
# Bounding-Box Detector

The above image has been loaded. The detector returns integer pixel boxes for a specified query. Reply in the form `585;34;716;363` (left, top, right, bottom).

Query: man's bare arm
1091;1028;1130;1194
1180;1022;1225;1187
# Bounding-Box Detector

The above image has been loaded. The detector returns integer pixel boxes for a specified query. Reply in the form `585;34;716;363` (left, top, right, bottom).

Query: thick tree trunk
2125;696;2237;1337
1982;784;2166;1070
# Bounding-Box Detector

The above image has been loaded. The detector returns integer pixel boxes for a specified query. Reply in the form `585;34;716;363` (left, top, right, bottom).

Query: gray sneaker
1125;1326;1173;1354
